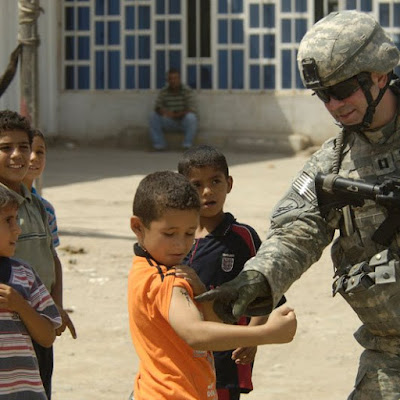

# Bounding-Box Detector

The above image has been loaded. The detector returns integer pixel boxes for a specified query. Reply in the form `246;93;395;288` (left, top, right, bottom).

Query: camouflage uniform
243;11;400;399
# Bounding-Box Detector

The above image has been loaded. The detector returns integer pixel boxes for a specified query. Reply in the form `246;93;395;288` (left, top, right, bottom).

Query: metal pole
18;0;42;193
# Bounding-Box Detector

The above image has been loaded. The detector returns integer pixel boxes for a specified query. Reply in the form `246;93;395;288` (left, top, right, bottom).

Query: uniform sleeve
243;138;339;307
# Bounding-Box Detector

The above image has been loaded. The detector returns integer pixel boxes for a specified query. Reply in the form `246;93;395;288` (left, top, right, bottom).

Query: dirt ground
43;146;362;400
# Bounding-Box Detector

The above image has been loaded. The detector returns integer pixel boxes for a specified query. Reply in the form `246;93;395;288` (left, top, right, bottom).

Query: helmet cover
297;11;400;89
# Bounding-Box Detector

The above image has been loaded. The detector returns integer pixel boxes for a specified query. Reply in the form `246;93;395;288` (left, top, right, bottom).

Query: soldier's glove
195;270;272;324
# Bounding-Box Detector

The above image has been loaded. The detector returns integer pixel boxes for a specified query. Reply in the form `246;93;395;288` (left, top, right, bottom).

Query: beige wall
57;91;337;152
0;1;338;153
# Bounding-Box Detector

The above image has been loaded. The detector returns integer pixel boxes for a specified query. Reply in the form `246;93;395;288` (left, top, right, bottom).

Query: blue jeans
149;111;198;149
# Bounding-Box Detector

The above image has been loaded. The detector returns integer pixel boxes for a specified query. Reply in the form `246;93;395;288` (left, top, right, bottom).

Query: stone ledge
51;128;313;154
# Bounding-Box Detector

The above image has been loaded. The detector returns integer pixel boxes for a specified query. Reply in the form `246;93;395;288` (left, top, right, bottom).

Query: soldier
197;10;400;399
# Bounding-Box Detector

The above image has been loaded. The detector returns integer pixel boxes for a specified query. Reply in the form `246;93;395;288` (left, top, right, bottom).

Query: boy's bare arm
169;287;296;351
0;283;55;347
51;254;77;339
249;315;269;325
174;265;220;322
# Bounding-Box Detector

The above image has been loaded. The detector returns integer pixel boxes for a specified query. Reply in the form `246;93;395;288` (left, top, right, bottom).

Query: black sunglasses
313;76;361;103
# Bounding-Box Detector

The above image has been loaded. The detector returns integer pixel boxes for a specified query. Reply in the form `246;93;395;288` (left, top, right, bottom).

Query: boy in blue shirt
22;129;60;248
178;145;286;400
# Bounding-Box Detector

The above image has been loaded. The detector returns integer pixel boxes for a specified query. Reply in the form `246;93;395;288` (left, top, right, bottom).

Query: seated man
149;68;198;150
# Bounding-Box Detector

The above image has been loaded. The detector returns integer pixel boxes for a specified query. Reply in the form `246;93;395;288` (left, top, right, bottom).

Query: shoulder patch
272;191;305;218
292;172;317;203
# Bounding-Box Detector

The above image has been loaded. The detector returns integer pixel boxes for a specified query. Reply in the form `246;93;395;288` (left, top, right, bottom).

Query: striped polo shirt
0;257;61;399
154;84;197;114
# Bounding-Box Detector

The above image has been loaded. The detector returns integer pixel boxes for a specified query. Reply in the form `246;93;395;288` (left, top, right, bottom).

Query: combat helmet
298;10;399;89
297;11;400;130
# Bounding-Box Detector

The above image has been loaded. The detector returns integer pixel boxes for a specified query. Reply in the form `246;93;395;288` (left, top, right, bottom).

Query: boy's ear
227;176;233;194
131;216;144;240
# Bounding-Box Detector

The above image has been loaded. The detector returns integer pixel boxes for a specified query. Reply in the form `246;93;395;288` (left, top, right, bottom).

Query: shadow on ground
58;229;133;241
44;145;294;188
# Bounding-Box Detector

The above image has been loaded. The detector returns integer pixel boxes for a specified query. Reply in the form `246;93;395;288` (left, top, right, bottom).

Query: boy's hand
174;265;206;296
231;346;257;365
0;283;25;312
162;110;176;119
264;304;297;344
55;305;77;339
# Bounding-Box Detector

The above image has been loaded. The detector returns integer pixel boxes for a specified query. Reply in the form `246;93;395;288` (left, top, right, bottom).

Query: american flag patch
292;172;316;203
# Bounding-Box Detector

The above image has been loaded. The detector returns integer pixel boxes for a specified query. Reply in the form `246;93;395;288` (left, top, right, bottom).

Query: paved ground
42;146;362;400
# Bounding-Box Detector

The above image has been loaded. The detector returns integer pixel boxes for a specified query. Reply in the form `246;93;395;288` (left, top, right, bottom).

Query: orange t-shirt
128;255;217;400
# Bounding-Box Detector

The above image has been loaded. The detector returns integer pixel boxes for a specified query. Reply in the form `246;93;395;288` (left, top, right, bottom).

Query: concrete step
50;128;312;155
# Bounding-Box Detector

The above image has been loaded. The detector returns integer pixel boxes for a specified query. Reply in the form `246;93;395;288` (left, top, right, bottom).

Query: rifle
315;173;400;246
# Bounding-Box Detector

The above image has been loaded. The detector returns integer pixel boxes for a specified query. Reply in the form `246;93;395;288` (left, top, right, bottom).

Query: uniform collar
211;212;236;236
133;242;174;270
362;113;400;144
133;242;154;261
360;88;400;145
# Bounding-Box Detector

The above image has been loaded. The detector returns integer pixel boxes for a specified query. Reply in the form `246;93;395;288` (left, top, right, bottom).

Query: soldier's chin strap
343;72;393;133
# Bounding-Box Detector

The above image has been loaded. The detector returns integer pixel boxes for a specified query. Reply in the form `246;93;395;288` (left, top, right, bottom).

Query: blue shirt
184;212;287;392
184;213;260;393
31;187;60;248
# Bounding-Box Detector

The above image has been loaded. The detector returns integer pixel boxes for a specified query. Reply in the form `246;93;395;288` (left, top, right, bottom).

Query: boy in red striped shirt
0;186;61;399
178;146;286;400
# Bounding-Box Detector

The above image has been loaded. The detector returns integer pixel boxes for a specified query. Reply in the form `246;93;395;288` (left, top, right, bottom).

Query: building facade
1;0;400;151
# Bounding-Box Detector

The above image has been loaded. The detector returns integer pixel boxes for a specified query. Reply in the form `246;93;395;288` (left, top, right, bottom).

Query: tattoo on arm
180;289;191;307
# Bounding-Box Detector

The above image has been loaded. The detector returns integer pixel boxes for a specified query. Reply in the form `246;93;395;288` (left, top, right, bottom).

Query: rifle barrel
315;173;380;200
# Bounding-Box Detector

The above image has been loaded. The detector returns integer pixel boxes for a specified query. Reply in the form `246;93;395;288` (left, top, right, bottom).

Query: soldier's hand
195;270;272;324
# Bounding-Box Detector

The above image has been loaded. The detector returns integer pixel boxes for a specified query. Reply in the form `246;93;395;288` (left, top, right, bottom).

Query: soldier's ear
372;72;389;89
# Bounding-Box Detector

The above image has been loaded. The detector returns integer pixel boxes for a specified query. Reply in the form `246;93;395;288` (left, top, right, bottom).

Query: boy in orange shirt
128;171;297;400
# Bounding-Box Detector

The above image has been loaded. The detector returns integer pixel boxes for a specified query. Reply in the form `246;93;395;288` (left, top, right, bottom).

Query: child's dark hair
32;128;46;148
178;145;229;178
0;110;33;144
168;67;180;75
0;186;20;210
133;171;200;227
